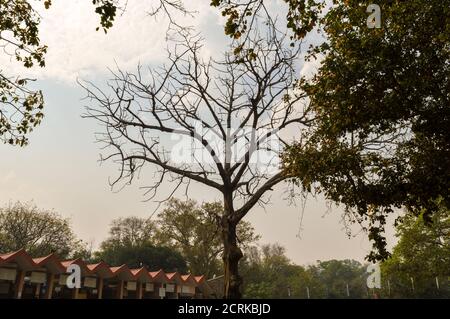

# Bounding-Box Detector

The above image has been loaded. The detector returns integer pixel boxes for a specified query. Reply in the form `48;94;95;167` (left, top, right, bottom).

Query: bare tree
82;21;312;298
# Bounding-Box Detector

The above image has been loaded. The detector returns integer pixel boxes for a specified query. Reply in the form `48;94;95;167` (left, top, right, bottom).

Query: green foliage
240;244;301;298
283;0;450;261
158;198;260;277
92;0;117;32
308;260;367;299
381;200;450;298
0;201;81;258
92;198;259;275
70;240;95;263
240;244;368;298
94;215;187;271
240;200;448;299
95;243;187;272
210;0;324;41
0;0;49;145
100;216;158;248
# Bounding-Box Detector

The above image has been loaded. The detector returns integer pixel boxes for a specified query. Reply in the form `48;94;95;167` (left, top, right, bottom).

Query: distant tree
95;215;187;271
240;244;368;299
70;240;96;263
381;200;450;298
293;264;327;299
241;243;306;299
99;216;158;248
0;201;80;258
310;260;367;299
95;244;187;272
158;198;260;277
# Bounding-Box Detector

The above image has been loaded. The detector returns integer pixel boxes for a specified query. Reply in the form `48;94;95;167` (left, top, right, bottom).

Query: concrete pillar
97;278;104;299
137;282;143;299
34;283;41;299
14;270;26;299
72;287;79;299
44;274;55;299
116;280;124;299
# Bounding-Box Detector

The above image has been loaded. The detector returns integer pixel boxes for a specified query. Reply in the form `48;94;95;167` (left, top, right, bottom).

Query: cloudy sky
0;0;399;265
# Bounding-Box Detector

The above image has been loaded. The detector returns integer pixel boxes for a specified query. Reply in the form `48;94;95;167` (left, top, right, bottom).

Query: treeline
240;244;449;299
0;199;259;277
241;244;368;298
1;198;448;298
241;199;449;299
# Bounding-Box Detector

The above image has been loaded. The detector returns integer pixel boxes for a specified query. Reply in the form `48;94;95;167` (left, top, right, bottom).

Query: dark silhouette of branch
81;22;312;217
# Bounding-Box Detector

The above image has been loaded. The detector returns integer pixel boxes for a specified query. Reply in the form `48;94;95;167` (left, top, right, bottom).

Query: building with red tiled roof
0;249;214;299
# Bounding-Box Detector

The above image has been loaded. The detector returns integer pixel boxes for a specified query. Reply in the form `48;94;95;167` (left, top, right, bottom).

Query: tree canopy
209;0;450;263
210;0;324;42
93;199;259;276
240;243;368;299
0;201;82;258
95;243;188;272
381;199;450;298
0;0;49;146
99;216;158;248
94;215;187;271
282;0;450;260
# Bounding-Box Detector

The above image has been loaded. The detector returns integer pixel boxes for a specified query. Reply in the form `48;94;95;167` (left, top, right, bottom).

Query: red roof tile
181;274;197;285
60;258;93;276
87;262;114;278
130;267;152;282
32;253;65;274
0;249;209;291
149;269;163;278
166;272;178;280
194;275;205;284
109;265;135;281
0;249;26;261
0;249;36;269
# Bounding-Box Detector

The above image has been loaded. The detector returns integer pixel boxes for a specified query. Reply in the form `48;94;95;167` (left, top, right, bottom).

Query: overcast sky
0;0;400;265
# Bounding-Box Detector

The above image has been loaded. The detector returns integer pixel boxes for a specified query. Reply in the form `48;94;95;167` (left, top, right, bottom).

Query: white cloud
0;0;224;83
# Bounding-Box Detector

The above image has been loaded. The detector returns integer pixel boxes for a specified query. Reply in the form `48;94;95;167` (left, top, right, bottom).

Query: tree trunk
221;216;243;299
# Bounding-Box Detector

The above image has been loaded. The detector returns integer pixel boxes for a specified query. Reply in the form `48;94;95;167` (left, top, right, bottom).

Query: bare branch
82;18;313;225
